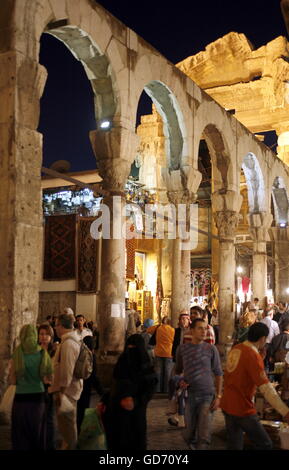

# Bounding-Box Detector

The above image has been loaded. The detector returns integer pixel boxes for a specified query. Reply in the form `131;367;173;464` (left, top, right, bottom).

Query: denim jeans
223;411;272;450
182;391;214;449
155;357;173;393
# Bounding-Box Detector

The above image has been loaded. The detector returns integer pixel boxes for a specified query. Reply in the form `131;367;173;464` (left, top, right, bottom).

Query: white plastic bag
279;427;289;449
0;385;16;424
57;393;74;415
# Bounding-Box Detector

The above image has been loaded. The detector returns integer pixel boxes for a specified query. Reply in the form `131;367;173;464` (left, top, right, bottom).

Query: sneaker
168;417;179;426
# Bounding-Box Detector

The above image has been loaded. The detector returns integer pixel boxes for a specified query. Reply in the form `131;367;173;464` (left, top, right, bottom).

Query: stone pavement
147;394;227;450
0;394;227;451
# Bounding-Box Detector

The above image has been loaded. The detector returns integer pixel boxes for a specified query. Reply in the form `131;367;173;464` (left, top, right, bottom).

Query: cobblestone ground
0;395;227;451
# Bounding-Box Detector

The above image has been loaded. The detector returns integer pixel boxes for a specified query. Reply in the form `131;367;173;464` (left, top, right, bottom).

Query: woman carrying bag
9;324;53;450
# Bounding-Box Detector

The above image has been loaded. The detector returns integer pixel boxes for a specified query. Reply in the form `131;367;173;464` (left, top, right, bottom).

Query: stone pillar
168;191;194;327
0;50;47;394
212;191;242;358
161;238;173;300
162;167;201;326
249;213;272;307
276;123;289;166
270;227;289;302
90;127;138;384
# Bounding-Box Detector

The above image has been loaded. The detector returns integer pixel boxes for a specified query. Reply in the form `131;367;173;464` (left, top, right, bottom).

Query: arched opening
191;124;233;317
124;82;187;322
38;33;96;172
191;138;213;310
38;26;118;324
235;152;269;309
235;168;253;309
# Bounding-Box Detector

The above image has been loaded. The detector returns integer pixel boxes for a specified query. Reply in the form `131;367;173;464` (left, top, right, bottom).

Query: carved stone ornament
98;157;131;192
249;212;273;245
167;189;196;206
214;211;240;239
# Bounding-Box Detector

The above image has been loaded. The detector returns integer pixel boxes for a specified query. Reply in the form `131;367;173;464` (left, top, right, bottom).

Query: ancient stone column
249;212;272;308
90;127;138;383
213;211;239;356
212;191;242;358
0;50;47;393
269;227;289;302
162;167;201;327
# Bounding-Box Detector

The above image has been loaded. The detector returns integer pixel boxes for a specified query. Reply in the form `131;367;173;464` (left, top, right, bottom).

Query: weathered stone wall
38;291;76;323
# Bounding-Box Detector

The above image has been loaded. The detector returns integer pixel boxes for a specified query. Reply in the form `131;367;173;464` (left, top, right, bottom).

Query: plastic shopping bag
0;385;16;424
77;408;107;450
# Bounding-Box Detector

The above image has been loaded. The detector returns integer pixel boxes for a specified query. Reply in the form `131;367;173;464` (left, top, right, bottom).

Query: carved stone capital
167;188;196;206
249;212;272;246
162;167;201;194
97;157;132;192
214;210;240;240
212;190;243;213
89;126;139;191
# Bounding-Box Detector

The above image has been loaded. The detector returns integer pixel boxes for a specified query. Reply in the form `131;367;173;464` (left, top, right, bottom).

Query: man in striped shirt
175;318;223;450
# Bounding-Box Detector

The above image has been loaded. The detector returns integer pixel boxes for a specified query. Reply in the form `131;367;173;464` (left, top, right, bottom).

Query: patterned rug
44;214;76;280
77;217;98;292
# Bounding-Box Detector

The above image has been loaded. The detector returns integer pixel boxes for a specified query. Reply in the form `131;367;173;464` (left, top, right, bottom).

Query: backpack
62;336;93;380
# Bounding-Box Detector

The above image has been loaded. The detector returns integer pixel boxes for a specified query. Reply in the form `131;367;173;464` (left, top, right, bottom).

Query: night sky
38;0;287;172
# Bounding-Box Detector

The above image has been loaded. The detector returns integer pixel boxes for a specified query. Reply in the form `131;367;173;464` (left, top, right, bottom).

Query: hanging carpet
77;217;98;292
44;214;76;280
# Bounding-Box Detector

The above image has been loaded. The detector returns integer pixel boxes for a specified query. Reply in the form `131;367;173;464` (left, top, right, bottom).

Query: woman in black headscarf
103;334;157;451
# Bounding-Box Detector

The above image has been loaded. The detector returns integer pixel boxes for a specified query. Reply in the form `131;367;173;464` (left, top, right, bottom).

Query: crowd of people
4;297;289;451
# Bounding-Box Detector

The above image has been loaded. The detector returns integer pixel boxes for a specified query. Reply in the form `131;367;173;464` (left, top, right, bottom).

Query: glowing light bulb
100;120;111;130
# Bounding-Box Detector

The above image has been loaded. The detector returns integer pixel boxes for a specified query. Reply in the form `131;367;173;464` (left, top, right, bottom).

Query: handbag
0;385;16;425
148;326;159;346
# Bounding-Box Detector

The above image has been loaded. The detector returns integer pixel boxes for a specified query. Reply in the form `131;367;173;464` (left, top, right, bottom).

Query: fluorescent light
100;120;111;130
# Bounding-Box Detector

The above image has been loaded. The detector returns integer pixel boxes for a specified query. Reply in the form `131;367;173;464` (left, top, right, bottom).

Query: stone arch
241;152;266;213
9;0;133;127
135;80;186;171
45;25;118;124
194;101;237;193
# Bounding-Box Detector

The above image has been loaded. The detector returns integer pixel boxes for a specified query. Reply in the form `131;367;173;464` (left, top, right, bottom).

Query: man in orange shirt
147;316;175;393
221;322;289;449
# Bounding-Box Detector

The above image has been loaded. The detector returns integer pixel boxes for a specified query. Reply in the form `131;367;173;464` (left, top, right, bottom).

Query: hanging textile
241;276;250;294
77;217;98;292
191;268;211;298
44;214;76;280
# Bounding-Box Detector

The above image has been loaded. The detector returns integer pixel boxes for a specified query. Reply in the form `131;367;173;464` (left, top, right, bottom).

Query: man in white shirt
260;307;280;370
261;308;280;344
75;314;93;340
49;313;83;450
